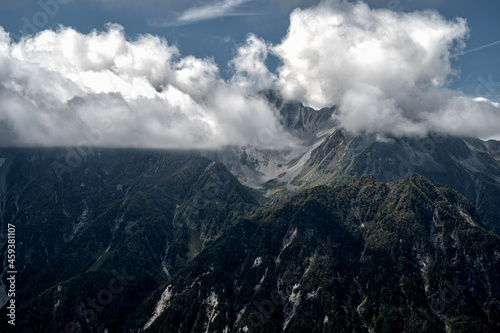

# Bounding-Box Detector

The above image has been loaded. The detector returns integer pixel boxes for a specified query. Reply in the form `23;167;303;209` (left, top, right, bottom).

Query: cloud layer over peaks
0;24;290;148
273;0;500;138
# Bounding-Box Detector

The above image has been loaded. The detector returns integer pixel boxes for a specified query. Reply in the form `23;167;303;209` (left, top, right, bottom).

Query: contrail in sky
462;39;500;55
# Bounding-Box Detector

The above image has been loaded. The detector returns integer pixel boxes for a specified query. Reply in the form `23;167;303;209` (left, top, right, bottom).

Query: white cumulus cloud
0;24;291;148
272;0;500;138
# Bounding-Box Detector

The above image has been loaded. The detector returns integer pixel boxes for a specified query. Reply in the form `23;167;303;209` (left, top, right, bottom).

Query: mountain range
206;91;500;236
0;91;499;332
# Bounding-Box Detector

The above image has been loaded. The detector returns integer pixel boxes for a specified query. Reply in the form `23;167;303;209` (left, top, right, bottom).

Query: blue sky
0;0;499;147
1;0;498;98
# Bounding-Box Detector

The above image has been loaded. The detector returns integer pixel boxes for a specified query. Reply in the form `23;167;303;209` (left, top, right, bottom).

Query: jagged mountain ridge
207;91;500;235
259;89;338;143
201;90;337;190
295;131;500;235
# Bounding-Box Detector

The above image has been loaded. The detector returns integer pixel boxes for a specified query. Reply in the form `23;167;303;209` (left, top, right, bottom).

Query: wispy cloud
148;0;260;27
178;0;251;22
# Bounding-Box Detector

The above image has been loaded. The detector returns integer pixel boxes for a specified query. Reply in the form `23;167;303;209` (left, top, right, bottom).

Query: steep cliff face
141;175;500;333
